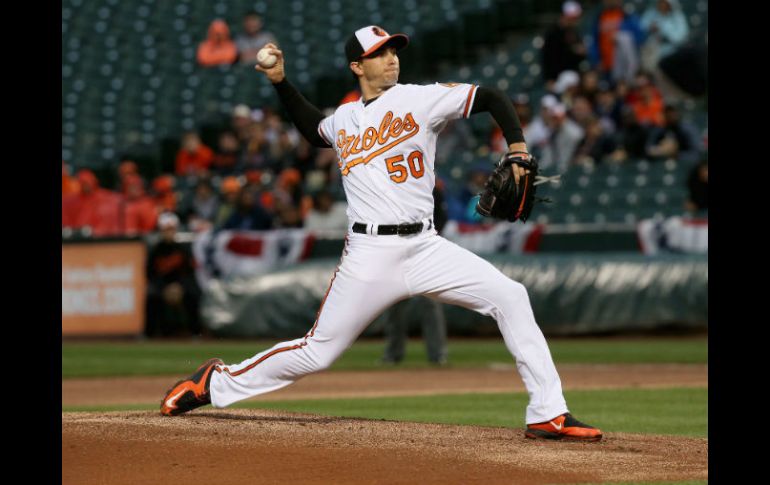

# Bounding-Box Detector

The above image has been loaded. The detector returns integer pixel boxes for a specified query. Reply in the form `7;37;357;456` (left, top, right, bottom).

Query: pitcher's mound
63;410;707;485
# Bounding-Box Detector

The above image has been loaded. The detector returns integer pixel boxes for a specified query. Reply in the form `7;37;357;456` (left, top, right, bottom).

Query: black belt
352;220;432;236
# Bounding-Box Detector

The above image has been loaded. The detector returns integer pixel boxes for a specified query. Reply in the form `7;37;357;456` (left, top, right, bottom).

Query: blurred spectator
552;70;581;109
62;162;80;197
626;72;665;127
614;78;630;100
235;11;278;65
263;111;286;147
197;19;238;67
293;137;319;178
569;94;595;130
117;159;139;192
275;205;304;228
571;115;618;165
685;157;707;214
175;131;215;177
272;168;304;222
512;94;533;124
645;104;700;163
304;190;349;238
243;168;264;190
231;104;256;143
542;1;588;89
640;0;689;73
609;105;649;162
313;146;341;188
145;212;203;338
594;80;623;133
221;185;273;230
152;174;178;214
270;129;300;168
183;178;220;232
241;122;273;171
210;130;241;176
215;176;243;227
589;0;645;84
120;174;158;236
447;163;490;222
540;103;585;172
578;69;601;106
523;94;558;158
62;170;122;237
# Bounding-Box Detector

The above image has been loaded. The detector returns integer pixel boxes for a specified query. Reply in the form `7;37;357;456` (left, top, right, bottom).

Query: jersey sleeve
318;114;335;147
422;83;478;131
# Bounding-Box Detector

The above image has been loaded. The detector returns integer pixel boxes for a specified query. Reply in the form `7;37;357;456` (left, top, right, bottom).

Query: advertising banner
62;240;146;336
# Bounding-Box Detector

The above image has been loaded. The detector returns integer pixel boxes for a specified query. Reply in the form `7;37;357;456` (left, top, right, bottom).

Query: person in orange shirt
62;162;80;197
152;174;179;214
117;159;139;192
121;174;158;236
626;72;664;126
589;0;645;84
197;19;238;67
175;132;215;176
62;169;122;237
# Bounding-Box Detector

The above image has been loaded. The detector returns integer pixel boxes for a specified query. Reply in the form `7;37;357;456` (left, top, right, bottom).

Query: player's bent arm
272;79;332;148
470;86;526;150
470;86;529;180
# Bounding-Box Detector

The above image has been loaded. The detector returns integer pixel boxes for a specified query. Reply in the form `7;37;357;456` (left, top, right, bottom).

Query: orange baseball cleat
160;358;224;416
525;413;603;442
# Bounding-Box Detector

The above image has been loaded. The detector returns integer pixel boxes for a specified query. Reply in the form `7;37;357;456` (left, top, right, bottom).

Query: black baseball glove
475;152;542;223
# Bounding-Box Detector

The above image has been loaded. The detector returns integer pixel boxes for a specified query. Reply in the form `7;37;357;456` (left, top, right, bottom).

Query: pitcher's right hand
255;43;285;84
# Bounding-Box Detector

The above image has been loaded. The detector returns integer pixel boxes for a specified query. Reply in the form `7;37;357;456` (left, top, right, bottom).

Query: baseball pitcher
161;25;602;442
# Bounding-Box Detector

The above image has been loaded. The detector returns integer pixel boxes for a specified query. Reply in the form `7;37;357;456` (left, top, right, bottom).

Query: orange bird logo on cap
372;26;387;37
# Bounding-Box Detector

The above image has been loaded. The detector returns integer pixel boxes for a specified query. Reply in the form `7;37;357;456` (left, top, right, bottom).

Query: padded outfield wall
200;252;707;338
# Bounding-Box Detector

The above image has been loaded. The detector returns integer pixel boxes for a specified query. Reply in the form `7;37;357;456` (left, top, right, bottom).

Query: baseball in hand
257;48;277;68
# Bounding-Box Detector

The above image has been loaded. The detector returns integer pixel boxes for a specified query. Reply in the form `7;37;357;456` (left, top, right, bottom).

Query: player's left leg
406;232;602;440
405;232;568;424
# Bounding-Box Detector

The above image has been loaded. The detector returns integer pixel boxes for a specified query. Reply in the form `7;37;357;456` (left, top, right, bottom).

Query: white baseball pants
209;227;569;424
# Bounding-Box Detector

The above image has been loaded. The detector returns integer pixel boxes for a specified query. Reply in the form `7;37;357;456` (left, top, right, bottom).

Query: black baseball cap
345;25;409;63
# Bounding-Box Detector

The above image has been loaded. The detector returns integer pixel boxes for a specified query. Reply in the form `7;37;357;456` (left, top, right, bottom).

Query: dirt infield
62;364;708;484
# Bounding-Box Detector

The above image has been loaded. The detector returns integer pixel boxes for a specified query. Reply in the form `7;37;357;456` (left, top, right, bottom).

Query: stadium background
61;1;708;483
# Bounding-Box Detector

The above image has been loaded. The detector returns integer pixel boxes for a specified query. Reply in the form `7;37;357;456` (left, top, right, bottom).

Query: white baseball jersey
318;82;478;225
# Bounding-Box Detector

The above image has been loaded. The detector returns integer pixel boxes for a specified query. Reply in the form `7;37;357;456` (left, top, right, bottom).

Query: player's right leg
204;234;410;409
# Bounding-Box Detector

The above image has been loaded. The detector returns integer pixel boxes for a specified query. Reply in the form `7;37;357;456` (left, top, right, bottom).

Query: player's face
359;46;400;88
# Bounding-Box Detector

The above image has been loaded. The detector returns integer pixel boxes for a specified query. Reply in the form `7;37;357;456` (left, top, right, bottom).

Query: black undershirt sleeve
272;79;332;148
469;85;525;146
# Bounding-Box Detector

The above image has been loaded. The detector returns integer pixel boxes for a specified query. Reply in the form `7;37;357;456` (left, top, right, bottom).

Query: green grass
63;387;707;437
62;337;707;378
